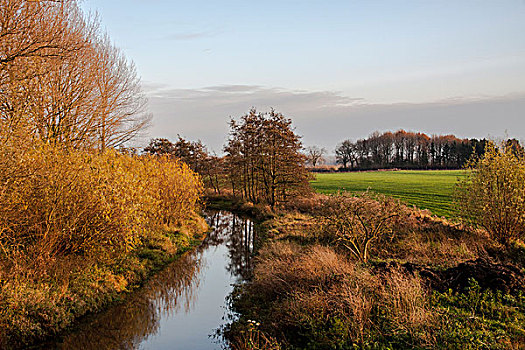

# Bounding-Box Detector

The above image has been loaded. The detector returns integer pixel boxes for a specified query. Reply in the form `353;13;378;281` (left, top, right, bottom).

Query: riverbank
205;193;274;222
0;215;208;349
36;210;256;349
225;193;525;349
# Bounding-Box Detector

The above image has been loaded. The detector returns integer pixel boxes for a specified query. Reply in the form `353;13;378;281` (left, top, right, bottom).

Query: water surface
49;211;255;350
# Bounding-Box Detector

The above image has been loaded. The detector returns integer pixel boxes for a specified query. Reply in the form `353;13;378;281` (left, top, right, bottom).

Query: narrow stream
47;211;255;350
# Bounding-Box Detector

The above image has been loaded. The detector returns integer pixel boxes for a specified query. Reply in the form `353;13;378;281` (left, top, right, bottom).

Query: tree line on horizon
334;130;515;170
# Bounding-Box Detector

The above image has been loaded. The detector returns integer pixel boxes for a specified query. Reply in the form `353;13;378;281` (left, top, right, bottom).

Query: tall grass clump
0;141;204;346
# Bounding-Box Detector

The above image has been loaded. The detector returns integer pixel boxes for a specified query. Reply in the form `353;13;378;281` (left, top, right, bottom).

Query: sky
81;0;525;153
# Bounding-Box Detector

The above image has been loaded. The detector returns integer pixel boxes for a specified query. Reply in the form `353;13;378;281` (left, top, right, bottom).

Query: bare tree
0;0;150;149
305;145;326;167
335;140;354;169
0;0;82;66
0;0;86;141
225;109;311;207
319;194;402;262
92;34;150;149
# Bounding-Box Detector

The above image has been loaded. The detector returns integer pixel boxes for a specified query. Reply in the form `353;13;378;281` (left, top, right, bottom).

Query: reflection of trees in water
205;211;256;280
53;251;203;350
49;211;254;349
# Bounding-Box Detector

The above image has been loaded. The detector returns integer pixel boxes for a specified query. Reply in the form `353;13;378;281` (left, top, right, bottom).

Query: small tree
318;193;402;262
455;141;525;245
335;140;356;170
224;108;311;207
144;138;175;155
305;145;326;167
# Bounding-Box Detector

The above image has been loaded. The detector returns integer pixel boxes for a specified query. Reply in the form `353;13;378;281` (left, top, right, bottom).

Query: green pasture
311;170;468;218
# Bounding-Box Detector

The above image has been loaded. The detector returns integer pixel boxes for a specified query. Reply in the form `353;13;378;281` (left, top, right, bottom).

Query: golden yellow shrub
0;142;203;266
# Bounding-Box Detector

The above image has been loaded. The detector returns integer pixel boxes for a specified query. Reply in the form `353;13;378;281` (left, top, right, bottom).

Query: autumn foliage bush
0;142;202;262
455;141;525;245
0;141;203;345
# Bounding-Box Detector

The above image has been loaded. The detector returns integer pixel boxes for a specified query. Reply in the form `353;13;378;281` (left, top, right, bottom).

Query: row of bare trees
144;109;311;207
335;130;488;170
0;0;149;149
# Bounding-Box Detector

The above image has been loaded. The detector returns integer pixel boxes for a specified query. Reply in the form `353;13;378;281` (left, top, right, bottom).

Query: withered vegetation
227;191;525;349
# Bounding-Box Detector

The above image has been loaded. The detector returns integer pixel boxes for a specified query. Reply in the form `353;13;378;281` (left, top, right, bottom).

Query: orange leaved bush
0;141;203;265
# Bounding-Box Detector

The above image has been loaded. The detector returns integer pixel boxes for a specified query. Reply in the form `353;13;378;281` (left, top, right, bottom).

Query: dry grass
234;242;435;348
230;324;282;350
278;193;492;267
230;193;524;349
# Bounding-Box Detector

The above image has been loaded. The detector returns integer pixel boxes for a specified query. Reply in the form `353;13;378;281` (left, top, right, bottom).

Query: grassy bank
0;143;206;348
311;170;466;217
226;194;525;349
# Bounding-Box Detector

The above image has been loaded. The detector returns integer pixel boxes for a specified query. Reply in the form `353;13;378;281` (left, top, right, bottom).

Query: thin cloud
142;85;525;153
146;85;362;108
165;31;216;41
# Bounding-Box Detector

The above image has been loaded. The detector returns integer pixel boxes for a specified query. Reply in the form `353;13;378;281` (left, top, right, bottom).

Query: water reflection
45;211;255;350
205;212;255;281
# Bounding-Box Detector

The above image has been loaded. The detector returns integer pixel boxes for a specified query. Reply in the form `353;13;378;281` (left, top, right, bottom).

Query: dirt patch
376;258;525;294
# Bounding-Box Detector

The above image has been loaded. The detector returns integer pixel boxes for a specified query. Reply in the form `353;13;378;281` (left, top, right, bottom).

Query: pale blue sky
81;0;525;151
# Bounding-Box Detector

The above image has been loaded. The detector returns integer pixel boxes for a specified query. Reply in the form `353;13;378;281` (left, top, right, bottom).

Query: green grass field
311;170;467;218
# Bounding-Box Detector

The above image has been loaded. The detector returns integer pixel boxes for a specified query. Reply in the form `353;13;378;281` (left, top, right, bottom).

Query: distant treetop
335;130;492;170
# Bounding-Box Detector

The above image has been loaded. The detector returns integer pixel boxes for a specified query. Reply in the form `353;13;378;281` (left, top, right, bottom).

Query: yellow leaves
455;141;525;244
0;142;203;263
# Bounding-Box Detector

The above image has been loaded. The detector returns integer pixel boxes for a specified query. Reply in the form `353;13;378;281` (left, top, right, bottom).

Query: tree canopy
335;130;487;170
224;109;311;207
0;0;149;149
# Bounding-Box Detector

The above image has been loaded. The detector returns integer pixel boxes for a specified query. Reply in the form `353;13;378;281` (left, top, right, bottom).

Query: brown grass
231;193;523;349
276;193;493;267
235;242;435;348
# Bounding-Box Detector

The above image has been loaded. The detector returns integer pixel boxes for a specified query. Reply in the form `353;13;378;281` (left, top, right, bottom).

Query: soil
376;258;525;294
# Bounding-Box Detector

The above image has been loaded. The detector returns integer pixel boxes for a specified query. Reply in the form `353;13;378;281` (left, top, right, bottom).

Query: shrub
0;142;203;344
455;142;525;245
316;193;405;262
0;143;202;263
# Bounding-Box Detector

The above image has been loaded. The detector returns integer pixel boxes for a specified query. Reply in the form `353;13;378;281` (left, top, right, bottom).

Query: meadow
310;170;467;218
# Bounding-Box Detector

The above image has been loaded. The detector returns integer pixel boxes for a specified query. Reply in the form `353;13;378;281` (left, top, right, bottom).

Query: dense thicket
224;109;311;207
335;130;490;170
0;143;202;262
